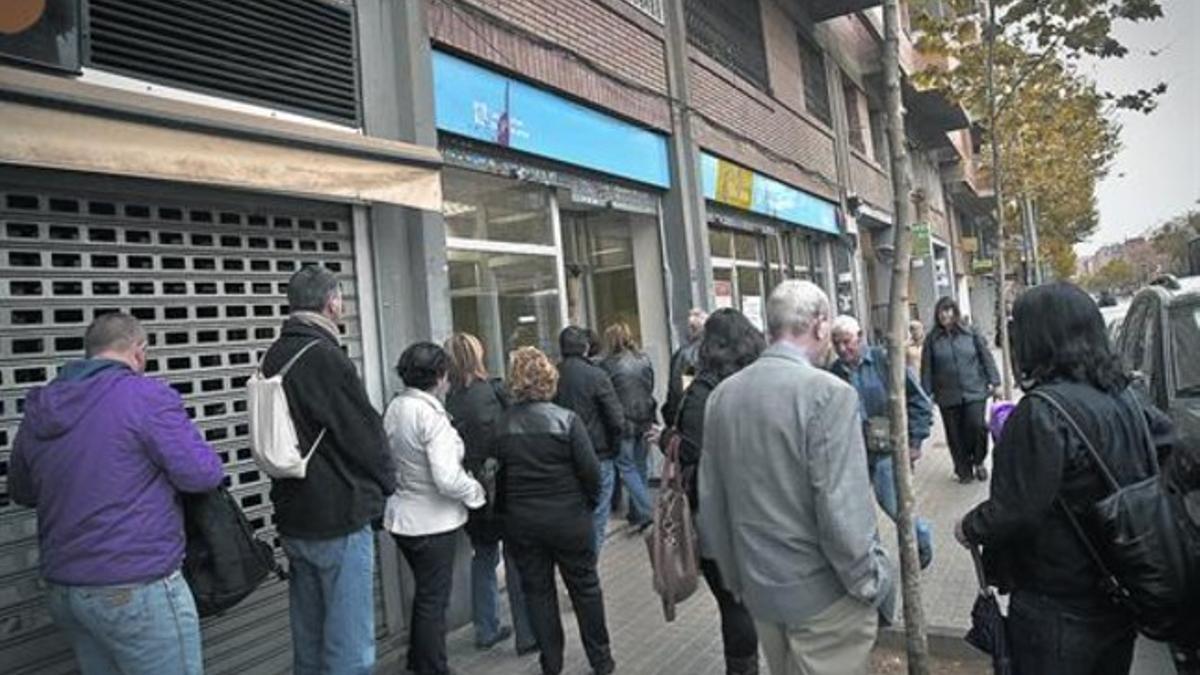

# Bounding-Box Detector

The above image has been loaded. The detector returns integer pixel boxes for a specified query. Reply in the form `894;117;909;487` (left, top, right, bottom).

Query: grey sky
1075;0;1200;256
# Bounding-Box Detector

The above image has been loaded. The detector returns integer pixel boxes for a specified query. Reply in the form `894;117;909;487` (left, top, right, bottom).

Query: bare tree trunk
986;0;1014;399
882;1;930;672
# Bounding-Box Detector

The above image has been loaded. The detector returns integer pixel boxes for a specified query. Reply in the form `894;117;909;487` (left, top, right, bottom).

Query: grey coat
696;342;895;626
920;325;1001;408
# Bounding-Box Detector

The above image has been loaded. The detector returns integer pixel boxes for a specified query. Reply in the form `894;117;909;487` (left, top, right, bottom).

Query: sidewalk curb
878;624;988;662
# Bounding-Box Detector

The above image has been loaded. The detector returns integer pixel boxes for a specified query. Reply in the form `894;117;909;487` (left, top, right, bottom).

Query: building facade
0;0;985;671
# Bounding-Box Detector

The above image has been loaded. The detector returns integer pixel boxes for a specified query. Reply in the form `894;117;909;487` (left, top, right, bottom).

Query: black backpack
1032;389;1199;645
182;487;282;617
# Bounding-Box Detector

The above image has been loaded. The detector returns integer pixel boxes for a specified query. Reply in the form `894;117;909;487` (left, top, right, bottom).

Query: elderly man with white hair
697;281;894;675
828;314;935;570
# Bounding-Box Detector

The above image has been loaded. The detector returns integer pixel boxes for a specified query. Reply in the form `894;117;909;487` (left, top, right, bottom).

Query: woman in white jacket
384;342;485;675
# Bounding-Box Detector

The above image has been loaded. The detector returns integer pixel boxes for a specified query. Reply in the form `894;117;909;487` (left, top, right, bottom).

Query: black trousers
1009;591;1136;675
508;537;612;675
394;530;459;675
941;400;989;479
700;557;759;675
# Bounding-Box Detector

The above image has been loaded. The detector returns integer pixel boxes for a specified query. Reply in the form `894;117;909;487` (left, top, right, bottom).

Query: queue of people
9;263;1196;675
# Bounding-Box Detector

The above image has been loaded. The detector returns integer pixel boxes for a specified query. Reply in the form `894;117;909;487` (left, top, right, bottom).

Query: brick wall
851;154;892;214
428;0;671;130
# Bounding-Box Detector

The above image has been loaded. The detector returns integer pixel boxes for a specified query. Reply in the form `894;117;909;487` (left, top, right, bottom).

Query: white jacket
383;388;484;537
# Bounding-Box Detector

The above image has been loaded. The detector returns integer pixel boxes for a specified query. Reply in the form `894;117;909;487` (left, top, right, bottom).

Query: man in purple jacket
9;312;224;675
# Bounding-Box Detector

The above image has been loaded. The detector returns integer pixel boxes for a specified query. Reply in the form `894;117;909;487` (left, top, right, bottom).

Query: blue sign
700;153;839;235
432;51;671;188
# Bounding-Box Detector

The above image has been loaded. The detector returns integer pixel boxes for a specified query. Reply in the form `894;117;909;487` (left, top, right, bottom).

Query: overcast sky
1074;0;1200;257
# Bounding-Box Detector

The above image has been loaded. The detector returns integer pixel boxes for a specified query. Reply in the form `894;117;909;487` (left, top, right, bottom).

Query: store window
562;210;642;342
709;227;766;330
443;169;555;245
443;168;562;375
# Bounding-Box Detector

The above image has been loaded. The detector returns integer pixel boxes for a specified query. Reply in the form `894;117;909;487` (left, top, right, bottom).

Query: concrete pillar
660;0;713;346
356;0;467;644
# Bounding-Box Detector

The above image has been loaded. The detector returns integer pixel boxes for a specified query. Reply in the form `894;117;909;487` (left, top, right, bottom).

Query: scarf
291;310;342;346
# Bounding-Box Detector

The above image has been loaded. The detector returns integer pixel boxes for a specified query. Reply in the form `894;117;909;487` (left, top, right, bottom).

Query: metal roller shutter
0;171;387;674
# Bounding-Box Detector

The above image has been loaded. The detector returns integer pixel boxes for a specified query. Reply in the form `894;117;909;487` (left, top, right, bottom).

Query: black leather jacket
962;381;1171;608
445;378;508;543
601;350;656;431
494;401;601;548
555;356;627;458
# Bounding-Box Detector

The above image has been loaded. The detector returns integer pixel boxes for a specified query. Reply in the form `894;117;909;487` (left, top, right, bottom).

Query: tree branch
994;36;1065;118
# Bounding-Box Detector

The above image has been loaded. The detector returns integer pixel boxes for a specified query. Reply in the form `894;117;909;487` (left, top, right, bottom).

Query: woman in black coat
495;347;614;675
956;282;1169;675
444;333;533;654
663;308;765;675
921;296;1001;483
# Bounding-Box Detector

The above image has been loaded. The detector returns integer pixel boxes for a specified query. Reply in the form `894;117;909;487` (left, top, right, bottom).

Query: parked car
1113;275;1200;450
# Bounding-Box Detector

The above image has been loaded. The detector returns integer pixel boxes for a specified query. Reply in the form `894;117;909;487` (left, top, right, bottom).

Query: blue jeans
46;569;203;675
592;447;653;554
869;453;933;569
471;541;535;651
282;526;376;675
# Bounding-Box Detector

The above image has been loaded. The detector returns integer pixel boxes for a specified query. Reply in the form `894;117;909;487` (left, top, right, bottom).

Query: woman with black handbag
954;282;1172;675
660;308;765;675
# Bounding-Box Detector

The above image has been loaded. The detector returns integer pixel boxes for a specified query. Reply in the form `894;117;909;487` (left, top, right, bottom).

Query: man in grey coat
697;280;894;675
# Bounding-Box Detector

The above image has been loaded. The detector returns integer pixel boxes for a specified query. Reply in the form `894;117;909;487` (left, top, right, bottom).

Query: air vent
85;0;359;126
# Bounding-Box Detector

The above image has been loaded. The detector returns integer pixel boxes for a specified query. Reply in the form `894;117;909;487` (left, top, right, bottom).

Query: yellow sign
962;237;978;253
714;159;753;210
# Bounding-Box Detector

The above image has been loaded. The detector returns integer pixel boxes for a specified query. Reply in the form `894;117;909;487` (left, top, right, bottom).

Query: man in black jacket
261;266;395;675
554;326;630;554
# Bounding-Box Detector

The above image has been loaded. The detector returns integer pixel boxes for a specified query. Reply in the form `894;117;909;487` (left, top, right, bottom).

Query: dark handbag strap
277;340;322;378
1028;389;1136;603
1028;390;1121;492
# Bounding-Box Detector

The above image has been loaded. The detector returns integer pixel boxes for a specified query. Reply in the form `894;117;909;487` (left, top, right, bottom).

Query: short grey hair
85;312;146;357
830;315;862;338
766;280;831;340
287;265;340;312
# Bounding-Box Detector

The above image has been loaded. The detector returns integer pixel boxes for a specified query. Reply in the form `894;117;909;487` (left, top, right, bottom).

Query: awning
0;66;442;210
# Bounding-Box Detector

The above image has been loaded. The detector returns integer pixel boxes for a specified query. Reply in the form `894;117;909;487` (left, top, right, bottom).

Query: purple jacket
9;360;224;585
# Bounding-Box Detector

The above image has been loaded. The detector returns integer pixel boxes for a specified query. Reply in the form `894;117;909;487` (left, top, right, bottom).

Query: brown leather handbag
644;430;700;621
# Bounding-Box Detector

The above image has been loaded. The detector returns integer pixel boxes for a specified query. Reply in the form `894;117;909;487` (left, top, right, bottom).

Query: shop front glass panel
714;266;736;310
562;209;641;342
737;265;765;330
785;233;809;280
448;249;562;375
709;228;734;259
442;169;554;245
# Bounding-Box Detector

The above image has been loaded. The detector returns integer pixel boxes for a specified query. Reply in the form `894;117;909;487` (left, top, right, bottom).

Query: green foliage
1151;211;1200;275
912;0;1162;272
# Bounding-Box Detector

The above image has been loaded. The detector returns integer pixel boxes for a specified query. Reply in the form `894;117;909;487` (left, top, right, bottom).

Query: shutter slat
86;0;359;126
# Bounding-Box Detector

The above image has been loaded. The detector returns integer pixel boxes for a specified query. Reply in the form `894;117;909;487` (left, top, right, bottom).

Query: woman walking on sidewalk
921;296;1001;483
444;333;535;655
384;342;486;675
495;347;615;675
664;308;765;675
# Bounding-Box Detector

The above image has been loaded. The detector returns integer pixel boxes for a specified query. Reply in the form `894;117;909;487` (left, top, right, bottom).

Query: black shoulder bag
1030;389;1193;643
